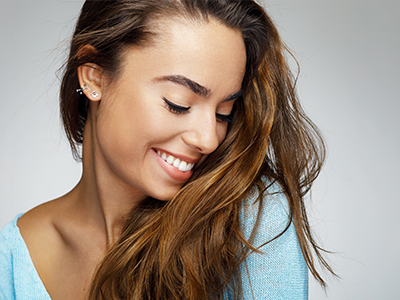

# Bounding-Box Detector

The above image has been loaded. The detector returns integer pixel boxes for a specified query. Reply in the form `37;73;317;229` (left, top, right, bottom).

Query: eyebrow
153;75;210;97
153;74;243;101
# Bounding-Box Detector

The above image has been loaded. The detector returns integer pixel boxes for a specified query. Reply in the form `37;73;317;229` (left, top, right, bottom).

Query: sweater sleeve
239;183;308;299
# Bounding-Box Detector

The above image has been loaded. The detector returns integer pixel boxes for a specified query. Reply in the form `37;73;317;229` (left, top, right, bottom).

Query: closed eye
163;97;190;114
216;113;233;123
163;97;234;123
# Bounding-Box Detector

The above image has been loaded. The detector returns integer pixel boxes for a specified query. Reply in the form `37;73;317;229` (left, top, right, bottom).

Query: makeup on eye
216;113;234;123
163;97;189;114
162;97;234;123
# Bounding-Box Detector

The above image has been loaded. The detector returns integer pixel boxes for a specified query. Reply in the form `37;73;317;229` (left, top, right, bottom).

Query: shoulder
240;179;291;244
0;214;23;245
17;199;69;275
239;179;308;299
0;214;52;300
18;200;60;237
18;200;63;256
17;199;76;292
0;214;24;266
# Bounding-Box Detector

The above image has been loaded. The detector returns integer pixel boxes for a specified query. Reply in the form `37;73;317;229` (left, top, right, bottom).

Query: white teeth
178;161;187;171
156;150;194;172
173;158;181;168
167;155;174;164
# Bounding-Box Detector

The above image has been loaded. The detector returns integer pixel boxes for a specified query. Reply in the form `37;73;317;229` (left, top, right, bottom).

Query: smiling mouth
156;150;194;172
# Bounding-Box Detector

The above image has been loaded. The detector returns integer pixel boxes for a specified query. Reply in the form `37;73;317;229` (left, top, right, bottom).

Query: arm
240;184;308;299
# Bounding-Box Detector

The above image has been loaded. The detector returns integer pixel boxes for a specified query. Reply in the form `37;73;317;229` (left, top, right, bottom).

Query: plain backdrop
1;1;399;299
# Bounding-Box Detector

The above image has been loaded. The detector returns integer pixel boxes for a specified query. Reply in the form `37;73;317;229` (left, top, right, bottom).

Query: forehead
118;17;246;95
151;16;243;53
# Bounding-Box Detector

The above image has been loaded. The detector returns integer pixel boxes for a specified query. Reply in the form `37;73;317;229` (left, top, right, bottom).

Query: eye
216;113;234;123
163;97;190;115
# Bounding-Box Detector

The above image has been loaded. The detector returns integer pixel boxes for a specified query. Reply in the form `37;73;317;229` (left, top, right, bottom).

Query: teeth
156;150;194;172
167;155;174;164
178;161;187;172
173;158;180;168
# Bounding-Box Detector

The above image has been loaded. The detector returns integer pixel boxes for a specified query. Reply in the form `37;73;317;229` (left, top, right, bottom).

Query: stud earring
91;90;99;98
76;83;87;94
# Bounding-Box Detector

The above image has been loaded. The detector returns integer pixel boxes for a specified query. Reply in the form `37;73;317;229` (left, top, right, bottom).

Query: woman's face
93;18;246;201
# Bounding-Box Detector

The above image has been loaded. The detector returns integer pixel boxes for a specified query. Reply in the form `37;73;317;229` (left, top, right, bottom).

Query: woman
0;0;333;299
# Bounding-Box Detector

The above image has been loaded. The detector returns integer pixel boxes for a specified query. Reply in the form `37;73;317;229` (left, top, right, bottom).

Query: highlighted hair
59;0;335;299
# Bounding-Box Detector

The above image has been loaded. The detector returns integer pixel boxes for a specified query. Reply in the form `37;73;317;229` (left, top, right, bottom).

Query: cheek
95;99;145;159
95;94;171;157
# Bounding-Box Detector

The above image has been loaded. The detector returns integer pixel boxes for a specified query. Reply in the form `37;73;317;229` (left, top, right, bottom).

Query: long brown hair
60;0;334;299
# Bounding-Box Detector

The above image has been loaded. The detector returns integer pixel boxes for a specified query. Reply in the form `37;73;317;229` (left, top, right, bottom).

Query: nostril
193;145;203;152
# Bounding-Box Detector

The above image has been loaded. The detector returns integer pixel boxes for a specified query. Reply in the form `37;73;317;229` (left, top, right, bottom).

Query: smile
156;150;194;172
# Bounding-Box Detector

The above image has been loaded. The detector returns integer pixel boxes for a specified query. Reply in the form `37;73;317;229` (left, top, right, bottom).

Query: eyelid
163;97;190;114
163;97;234;123
216;113;234;123
216;99;236;123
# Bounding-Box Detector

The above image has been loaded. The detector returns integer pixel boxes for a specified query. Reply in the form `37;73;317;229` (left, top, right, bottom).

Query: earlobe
77;63;103;101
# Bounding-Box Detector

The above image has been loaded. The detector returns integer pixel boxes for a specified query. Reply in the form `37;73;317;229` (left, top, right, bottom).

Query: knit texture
238;183;308;299
0;184;307;299
0;214;51;300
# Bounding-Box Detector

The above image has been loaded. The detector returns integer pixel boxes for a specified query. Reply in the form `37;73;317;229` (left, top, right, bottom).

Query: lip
152;148;197;182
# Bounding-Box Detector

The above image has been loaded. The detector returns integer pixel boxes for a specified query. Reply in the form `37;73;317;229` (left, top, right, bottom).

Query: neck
71;115;144;248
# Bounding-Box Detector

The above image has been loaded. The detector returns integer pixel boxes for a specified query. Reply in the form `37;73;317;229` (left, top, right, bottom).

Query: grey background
1;1;399;299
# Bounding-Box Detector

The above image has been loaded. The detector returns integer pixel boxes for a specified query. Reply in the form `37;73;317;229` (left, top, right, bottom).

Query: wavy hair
59;0;334;299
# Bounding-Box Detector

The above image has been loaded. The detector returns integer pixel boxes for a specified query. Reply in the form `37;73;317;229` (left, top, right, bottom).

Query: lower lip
152;149;193;182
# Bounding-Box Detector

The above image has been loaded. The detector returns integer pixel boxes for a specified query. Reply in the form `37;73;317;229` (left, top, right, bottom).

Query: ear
77;62;103;101
76;45;105;101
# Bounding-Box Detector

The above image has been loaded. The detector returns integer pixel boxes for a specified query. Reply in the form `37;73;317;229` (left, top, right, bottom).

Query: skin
17;17;246;300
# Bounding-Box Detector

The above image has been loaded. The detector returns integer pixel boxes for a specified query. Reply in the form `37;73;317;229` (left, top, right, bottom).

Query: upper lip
153;148;200;164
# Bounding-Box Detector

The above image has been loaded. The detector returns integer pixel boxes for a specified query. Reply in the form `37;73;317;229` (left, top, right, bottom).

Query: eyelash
216;113;233;123
163;97;189;114
162;97;234;123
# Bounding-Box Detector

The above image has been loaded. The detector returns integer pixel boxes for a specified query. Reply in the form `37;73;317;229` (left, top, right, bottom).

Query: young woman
0;0;333;299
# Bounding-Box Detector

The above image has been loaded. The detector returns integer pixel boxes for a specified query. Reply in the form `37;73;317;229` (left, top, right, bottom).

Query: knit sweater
0;185;308;299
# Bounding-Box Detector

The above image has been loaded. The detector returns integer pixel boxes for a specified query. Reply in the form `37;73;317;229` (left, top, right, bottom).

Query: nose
182;114;221;154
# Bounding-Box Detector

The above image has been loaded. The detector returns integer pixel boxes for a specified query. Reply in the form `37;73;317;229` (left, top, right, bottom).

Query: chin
148;186;182;202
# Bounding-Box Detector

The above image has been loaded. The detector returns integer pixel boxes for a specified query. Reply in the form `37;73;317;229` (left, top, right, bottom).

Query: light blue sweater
0;185;308;299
